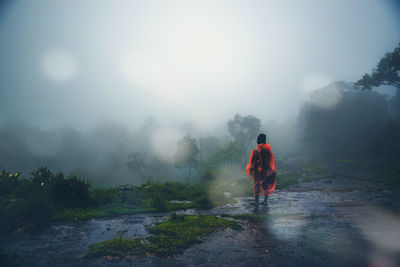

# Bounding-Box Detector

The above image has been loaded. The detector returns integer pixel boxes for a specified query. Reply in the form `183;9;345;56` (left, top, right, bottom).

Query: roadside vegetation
0;166;241;234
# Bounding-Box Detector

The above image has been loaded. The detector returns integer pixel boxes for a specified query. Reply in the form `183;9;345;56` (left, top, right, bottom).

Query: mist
0;0;399;129
1;0;400;185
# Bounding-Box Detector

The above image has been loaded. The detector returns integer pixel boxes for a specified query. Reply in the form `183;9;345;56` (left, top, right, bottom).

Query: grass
332;157;400;188
53;204;152;221
276;173;299;189
86;215;241;257
308;161;330;175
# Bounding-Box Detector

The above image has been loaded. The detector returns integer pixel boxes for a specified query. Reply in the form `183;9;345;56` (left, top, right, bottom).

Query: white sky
0;0;399;131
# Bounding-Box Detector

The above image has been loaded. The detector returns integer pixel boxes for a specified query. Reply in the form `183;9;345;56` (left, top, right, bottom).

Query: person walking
245;133;276;205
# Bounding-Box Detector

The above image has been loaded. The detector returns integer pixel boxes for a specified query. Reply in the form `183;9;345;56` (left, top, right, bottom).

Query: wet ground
1;175;400;267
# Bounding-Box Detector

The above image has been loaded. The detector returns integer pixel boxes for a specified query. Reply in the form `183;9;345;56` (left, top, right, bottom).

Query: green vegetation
86;215;240;257
332;157;400;188
0;167;237;234
276;172;299;189
0;157;341;234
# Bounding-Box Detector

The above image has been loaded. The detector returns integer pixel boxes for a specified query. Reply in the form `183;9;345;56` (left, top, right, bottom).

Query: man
245;133;276;205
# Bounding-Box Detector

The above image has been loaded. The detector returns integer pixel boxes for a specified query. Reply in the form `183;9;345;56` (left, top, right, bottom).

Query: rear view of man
245;133;277;205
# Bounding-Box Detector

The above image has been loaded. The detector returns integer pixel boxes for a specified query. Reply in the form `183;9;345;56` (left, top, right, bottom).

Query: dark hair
257;133;266;144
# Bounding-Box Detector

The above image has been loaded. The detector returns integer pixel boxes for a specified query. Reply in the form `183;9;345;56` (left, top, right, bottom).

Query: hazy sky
0;0;399;132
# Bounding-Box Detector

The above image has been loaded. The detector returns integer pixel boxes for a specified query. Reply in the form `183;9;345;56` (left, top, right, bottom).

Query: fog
0;0;400;184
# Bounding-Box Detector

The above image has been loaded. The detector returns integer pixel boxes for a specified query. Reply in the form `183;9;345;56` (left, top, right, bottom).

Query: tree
174;134;199;178
356;43;400;117
356;43;400;90
227;114;261;161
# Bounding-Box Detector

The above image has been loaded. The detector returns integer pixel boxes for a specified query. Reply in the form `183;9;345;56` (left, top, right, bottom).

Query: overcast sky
0;0;399;132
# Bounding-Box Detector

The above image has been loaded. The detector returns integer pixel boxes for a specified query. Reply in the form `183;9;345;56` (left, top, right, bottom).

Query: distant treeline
297;81;400;157
299;43;400;157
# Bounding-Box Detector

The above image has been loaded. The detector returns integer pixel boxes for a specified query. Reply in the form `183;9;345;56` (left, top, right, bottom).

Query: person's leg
262;194;268;205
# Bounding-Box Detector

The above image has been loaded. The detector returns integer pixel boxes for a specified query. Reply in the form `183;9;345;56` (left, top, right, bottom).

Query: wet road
1;177;400;267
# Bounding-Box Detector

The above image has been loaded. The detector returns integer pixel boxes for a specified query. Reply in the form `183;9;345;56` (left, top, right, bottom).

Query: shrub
50;175;92;208
193;195;213;209
30;167;54;186
149;192;167;211
91;188;119;205
0;170;21;196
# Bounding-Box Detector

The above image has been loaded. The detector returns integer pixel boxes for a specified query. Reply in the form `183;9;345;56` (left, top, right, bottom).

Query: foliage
356;42;400;90
0;170;21;196
0;167;95;232
30;166;54;187
356;42;400;118
50;174;92;208
86;215;240;257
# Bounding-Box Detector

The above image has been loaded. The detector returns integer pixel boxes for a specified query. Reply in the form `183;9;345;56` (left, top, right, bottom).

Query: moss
86;215;240;257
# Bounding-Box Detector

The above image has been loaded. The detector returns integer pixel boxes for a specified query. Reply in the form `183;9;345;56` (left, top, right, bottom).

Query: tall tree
174;134;199;178
227;114;261;161
356;43;400;116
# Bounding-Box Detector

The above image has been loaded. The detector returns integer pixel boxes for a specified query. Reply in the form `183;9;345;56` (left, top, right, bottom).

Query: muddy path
1;175;400;267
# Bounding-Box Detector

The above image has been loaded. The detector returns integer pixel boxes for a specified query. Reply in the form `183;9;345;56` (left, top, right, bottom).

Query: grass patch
86;215;240;257
276;173;299;189
53;204;152;221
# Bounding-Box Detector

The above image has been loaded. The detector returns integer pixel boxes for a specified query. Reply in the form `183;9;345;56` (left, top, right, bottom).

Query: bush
50;175;92;208
0;170;21;196
30;167;54;187
149;192;167;211
193;195;213;209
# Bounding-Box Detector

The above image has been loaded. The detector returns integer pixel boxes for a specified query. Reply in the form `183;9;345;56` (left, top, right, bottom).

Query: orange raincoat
245;143;277;196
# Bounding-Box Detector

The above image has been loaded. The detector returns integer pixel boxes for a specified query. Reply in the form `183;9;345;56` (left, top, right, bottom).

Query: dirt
1;174;400;267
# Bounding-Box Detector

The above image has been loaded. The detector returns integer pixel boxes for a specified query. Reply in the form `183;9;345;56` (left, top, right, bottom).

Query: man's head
257;133;266;144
